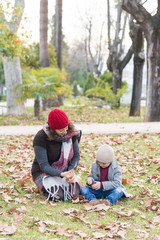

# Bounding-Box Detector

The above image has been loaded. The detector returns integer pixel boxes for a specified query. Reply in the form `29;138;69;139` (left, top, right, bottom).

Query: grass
0;97;145;126
0;133;160;239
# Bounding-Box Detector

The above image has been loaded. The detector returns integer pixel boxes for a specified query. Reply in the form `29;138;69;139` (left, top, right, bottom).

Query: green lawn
0;133;159;239
0;97;145;126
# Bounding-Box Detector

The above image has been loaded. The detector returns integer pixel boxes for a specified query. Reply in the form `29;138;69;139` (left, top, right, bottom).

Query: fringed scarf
43;122;80;171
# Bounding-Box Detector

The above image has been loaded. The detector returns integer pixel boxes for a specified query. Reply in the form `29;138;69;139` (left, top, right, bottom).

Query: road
0;122;160;135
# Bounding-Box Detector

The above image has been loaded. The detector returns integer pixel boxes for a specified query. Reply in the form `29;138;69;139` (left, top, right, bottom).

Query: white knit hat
96;144;114;164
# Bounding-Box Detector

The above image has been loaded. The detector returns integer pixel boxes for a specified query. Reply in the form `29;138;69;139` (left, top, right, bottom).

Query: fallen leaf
92;232;106;239
0;222;16;235
153;216;160;223
16;206;27;214
117;211;134;218
92;203;110;211
83;202;92;211
122;178;133;185
75;230;88;238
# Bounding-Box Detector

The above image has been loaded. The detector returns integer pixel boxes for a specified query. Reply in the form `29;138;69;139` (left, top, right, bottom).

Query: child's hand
86;178;93;186
91;181;101;190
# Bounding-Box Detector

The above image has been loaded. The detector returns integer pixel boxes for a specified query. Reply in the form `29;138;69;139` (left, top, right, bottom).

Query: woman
31;108;82;201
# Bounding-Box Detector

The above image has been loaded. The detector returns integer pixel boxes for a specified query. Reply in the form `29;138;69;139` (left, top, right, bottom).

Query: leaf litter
0;133;160;239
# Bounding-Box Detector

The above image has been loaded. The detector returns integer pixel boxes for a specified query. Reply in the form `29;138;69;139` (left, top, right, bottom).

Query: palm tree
54;0;62;70
17;67;71;117
40;0;50;67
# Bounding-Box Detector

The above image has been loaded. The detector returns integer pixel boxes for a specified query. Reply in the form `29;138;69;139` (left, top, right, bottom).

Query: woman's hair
46;121;75;141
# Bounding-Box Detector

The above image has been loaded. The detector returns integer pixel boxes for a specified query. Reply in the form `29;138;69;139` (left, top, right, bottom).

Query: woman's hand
60;169;74;179
91;181;101;190
66;174;75;183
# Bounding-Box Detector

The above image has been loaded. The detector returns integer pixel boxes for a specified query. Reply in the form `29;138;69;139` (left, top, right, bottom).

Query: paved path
0;122;160;135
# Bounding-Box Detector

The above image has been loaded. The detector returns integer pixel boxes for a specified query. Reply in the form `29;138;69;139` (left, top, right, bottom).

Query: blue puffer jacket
87;159;129;197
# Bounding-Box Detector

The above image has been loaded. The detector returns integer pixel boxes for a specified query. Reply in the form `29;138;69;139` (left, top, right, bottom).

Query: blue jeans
80;186;124;205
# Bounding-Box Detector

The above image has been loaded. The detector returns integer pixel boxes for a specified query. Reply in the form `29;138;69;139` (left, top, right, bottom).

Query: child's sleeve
86;163;95;183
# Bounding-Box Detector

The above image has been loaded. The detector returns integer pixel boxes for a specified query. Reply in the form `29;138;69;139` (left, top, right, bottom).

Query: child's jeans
80;186;124;205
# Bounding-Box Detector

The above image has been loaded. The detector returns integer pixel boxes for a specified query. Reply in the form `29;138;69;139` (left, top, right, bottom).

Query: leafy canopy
85;71;128;108
0;1;27;58
17;67;71;101
21;43;57;69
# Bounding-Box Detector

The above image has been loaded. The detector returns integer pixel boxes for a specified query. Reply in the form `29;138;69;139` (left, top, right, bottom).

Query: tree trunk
54;0;62;70
47;96;63;108
2;57;25;115
107;0;133;108
130;55;144;116
129;21;144;116
112;67;122;94
42;99;47;111
40;0;49;67
34;99;40;117
145;35;160;121
121;0;160;121
112;67;122;108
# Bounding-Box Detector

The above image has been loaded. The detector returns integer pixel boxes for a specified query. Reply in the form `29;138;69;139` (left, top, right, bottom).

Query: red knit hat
48;109;69;130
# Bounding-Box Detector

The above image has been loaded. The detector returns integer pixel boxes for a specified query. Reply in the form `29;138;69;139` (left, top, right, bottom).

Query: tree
21;43;57;69
49;15;69;68
85;71;128;108
0;59;5;85
107;0;133;108
84;19;105;77
121;0;160;121
0;0;25;115
18;67;71;117
129;16;145;116
40;0;49;67
66;41;87;89
83;72;96;95
72;80;79;97
54;0;62;70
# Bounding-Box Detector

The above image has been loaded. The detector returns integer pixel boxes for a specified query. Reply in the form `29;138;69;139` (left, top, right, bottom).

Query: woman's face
55;126;68;136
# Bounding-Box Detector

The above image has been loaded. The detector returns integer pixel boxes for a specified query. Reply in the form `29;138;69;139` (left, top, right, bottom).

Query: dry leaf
92;203;110;211
75;230;88;238
83;202;92;211
122;178;133;185
16;206;27;214
153;216;160;223
0;222;16;235
117;211;134;218
92;232;106;239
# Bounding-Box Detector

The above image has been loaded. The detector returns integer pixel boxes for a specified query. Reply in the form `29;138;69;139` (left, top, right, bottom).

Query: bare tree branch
119;44;133;70
120;12;128;53
121;0;152;30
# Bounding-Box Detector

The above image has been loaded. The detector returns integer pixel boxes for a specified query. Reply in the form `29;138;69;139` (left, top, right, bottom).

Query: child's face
97;161;112;168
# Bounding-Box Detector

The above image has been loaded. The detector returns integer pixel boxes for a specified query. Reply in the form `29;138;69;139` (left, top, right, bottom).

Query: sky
23;0;157;43
23;0;108;45
2;0;157;46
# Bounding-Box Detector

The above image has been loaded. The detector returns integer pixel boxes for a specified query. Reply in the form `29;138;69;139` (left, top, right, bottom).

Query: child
80;144;129;206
